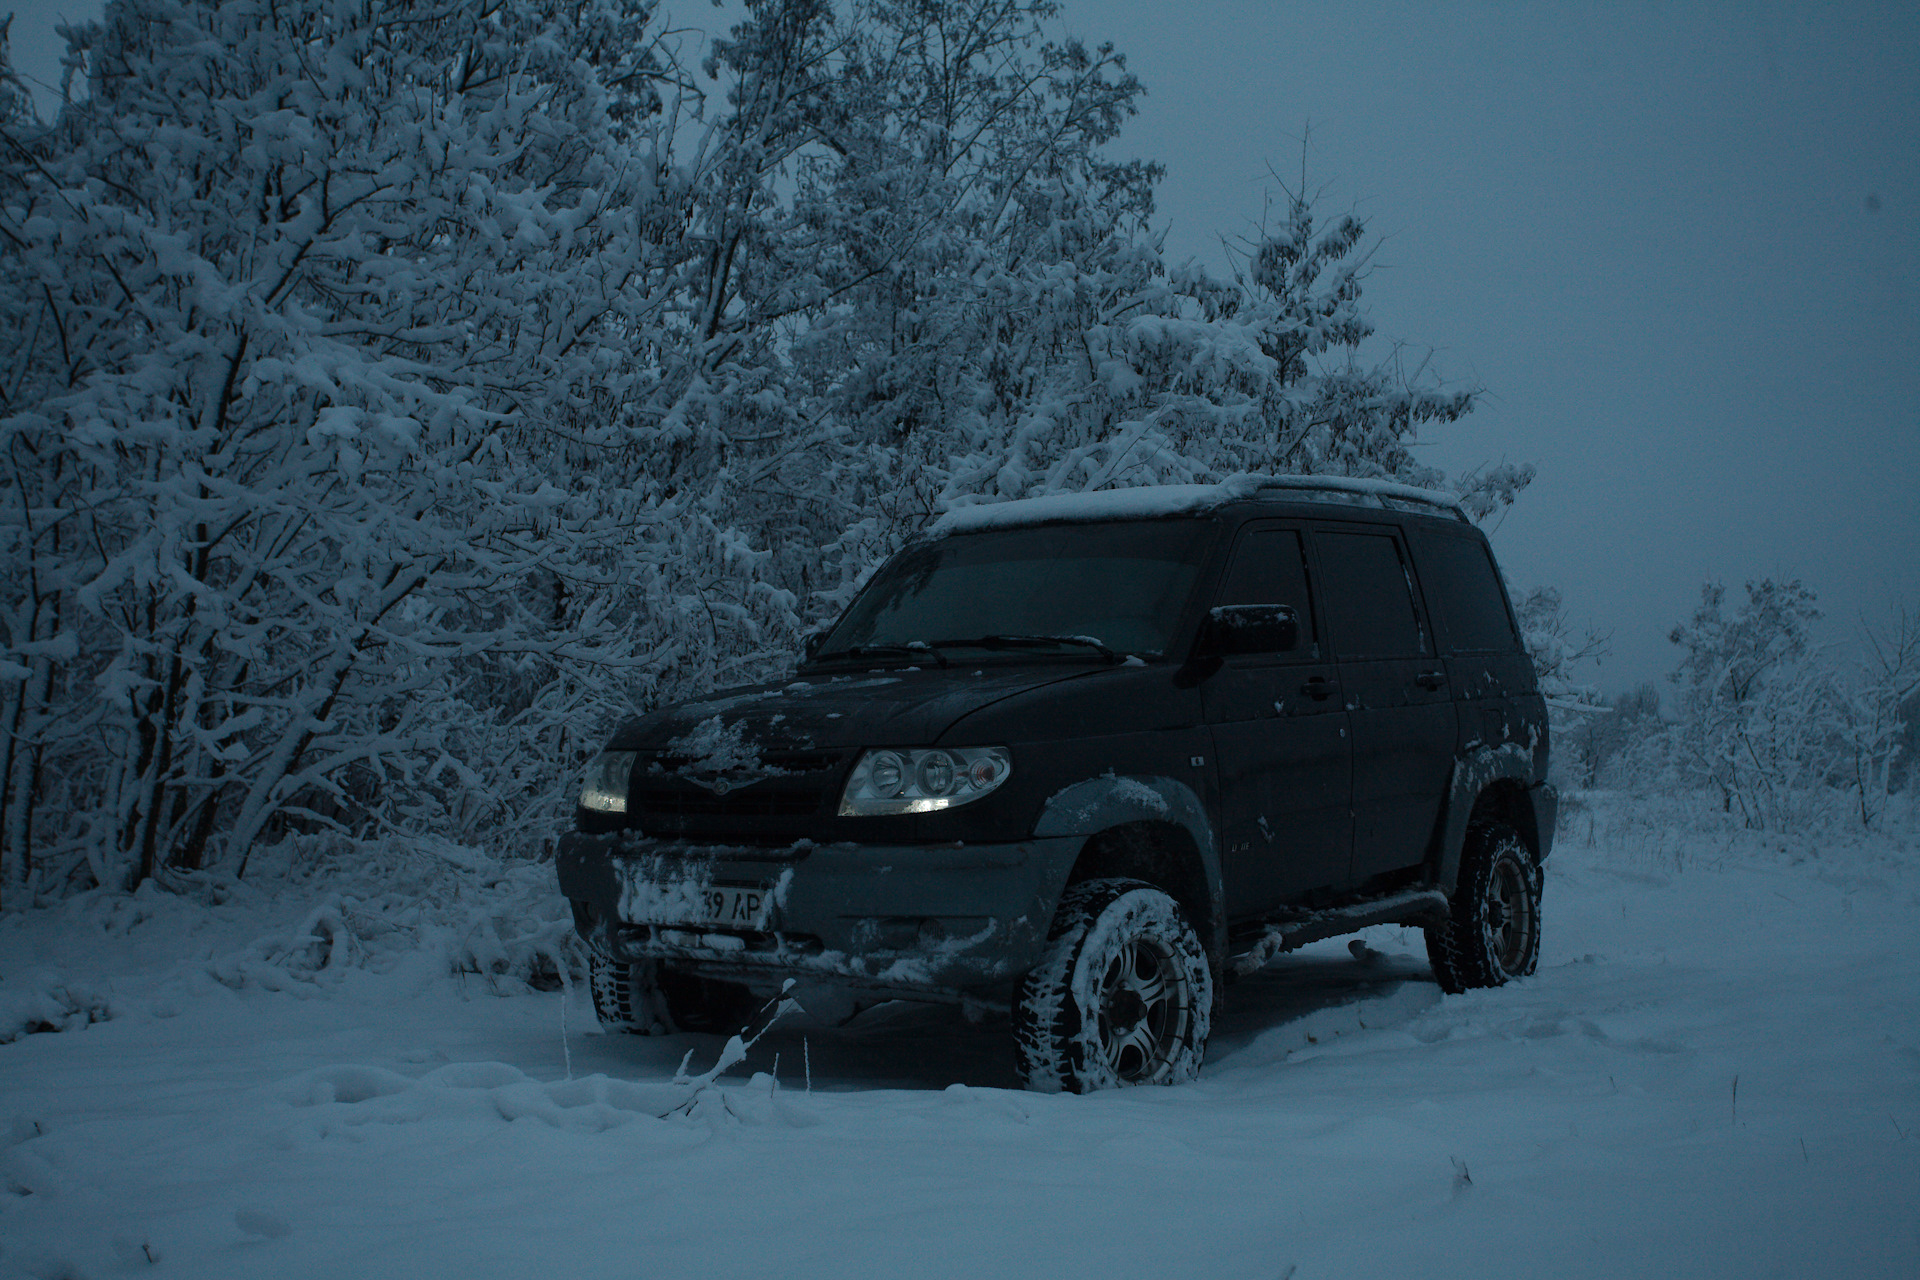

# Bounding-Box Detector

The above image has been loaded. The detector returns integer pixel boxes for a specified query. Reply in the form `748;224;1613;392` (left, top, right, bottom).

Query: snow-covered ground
3;800;1916;1280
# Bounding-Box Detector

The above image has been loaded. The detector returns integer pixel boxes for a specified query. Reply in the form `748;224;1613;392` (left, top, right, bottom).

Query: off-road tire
589;954;759;1036
589;953;673;1035
1426;820;1543;993
1014;878;1213;1094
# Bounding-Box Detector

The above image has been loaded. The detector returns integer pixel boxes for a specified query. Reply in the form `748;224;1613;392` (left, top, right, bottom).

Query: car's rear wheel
589;953;759;1036
1014;878;1212;1093
1426;820;1543;993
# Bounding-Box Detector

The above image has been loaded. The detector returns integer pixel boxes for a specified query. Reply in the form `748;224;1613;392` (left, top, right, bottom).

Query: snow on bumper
554;831;1082;997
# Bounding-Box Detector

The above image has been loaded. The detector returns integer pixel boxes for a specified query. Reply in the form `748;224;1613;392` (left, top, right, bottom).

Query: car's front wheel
1426;820;1543;993
1014;878;1213;1093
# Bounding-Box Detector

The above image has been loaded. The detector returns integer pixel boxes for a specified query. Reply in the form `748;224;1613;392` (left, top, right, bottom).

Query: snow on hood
656;715;792;791
612;665;1097;754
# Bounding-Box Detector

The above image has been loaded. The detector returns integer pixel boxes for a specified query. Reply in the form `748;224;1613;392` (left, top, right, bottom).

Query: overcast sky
1083;1;1920;692
6;1;1917;693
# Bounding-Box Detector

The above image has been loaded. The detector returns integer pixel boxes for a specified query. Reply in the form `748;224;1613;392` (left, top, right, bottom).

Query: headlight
839;747;1011;816
579;750;637;814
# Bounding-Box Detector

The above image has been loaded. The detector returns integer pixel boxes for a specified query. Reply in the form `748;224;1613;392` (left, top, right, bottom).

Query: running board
1228;888;1450;977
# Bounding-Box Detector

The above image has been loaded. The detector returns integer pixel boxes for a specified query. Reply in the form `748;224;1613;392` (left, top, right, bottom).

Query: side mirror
1200;603;1299;657
802;632;825;660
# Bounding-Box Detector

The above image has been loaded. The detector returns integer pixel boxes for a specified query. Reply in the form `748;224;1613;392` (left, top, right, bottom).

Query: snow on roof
930;483;1236;535
929;474;1463;536
1255;474;1466;511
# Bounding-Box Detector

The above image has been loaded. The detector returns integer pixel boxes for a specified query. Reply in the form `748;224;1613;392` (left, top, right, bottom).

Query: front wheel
1014;878;1213;1094
1426;821;1543;993
589;953;672;1035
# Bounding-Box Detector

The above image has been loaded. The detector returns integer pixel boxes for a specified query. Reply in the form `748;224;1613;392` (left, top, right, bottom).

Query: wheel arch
1064;823;1216;961
1033;775;1224;965
1430;744;1549;894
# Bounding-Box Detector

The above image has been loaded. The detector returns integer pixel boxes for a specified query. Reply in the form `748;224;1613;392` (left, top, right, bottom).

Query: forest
4;1;1907;910
0;0;1516;902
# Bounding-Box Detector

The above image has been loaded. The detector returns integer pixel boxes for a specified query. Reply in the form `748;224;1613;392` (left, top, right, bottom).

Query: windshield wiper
954;634;1120;663
811;642;950;668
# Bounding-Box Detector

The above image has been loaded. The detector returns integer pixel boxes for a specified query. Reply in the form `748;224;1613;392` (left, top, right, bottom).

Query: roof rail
1248;475;1468;520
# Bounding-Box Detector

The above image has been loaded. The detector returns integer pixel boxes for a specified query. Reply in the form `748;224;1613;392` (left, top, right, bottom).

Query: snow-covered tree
1571;682;1662;790
1511;585;1608;787
1835;606;1919;827
0;0;713;894
1663;579;1835;830
0;0;1522;903
746;1;1508;569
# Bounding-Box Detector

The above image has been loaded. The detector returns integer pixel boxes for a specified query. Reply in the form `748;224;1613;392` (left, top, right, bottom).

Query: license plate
694;884;772;929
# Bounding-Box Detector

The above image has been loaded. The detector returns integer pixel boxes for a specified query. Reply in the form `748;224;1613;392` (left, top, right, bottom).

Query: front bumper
555;830;1083;1001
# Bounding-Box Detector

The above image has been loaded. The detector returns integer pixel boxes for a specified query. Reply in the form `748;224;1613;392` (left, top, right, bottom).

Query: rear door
1203;523;1352;917
1309;523;1457;887
1409;525;1540;756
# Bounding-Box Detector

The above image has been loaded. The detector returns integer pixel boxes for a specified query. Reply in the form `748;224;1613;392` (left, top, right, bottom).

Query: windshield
818;519;1215;660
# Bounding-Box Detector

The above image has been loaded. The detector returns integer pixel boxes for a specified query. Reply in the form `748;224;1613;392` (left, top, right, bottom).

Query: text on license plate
696;885;772;928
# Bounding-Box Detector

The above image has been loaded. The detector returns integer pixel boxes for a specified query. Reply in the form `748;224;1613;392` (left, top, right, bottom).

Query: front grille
631;786;824;818
630;749;845;822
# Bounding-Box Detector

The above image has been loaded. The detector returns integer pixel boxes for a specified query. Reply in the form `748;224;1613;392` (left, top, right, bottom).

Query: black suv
556;476;1555;1092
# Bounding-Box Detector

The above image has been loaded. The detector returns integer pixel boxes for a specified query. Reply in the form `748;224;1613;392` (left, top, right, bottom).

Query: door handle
1415;670;1447;691
1300;676;1336;701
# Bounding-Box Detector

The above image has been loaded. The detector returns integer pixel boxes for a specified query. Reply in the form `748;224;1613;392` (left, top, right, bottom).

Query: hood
608;664;1098;756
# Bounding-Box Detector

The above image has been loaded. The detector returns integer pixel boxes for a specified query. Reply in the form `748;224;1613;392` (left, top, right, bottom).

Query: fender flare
1430;743;1545;892
1033;774;1225;961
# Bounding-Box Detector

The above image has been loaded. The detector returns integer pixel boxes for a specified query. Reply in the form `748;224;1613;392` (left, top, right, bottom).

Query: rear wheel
1014;878;1213;1094
588;953;759;1035
1426;821;1543;993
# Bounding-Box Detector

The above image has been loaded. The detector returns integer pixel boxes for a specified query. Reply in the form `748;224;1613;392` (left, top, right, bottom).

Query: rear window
1414;532;1522;654
1313;530;1431;659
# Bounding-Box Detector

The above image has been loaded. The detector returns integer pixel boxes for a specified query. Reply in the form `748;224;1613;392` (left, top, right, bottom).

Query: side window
1313;530;1430;659
1215;527;1319;659
1415;532;1522;654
